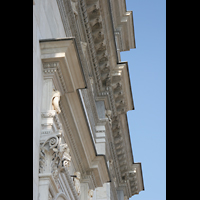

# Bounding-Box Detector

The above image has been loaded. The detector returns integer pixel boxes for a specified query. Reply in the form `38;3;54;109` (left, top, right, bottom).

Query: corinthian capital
39;132;71;183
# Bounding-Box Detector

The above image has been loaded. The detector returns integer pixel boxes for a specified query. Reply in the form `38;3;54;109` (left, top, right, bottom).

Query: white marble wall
33;1;66;199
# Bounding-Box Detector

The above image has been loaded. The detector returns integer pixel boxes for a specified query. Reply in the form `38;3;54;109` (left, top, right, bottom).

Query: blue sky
121;1;166;200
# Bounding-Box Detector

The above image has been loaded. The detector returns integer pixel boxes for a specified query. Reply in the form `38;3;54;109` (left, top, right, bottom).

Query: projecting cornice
54;1;143;198
40;38;110;189
40;38;87;94
81;0;134;115
110;0;136;51
78;1;142;198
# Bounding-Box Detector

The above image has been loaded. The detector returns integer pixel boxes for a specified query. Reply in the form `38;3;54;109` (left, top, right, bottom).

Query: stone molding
61;169;80;200
54;0;144;198
59;102;85;175
40;38;87;94
109;0;136;51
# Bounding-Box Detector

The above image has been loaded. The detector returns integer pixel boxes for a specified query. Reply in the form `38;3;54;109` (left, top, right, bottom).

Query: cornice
59;90;110;188
40;38;87;94
110;0;136;50
55;0;143;198
78;1;137;195
79;0;134;116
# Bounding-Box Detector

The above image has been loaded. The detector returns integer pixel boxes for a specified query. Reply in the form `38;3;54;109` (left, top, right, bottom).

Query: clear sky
121;1;166;200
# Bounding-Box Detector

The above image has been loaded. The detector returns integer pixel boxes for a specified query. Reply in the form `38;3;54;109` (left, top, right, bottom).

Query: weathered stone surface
33;0;144;200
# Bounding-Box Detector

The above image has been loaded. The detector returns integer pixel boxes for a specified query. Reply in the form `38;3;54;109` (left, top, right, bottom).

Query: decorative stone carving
52;90;61;114
39;132;71;183
90;16;102;30
74;172;81;196
88;189;93;200
118;154;126;161
92;31;104;43
86;1;100;17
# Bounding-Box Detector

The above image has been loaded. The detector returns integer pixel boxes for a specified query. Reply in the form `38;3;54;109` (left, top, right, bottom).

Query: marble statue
52;90;61;114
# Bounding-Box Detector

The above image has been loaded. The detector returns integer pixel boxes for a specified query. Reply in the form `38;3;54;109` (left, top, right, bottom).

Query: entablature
39;38;110;191
52;2;144;199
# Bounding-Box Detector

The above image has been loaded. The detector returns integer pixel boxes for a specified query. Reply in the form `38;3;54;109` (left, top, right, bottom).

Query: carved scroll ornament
39;132;71;183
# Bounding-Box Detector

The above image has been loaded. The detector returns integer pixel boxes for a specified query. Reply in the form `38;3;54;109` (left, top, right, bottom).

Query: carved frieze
124;169;139;195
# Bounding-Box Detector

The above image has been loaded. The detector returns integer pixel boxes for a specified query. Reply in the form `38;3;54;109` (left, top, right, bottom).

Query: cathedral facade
33;1;144;200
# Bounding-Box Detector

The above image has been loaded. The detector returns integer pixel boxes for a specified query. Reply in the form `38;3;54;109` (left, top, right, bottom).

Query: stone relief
52;90;61;114
39;132;71;183
73;172;81;196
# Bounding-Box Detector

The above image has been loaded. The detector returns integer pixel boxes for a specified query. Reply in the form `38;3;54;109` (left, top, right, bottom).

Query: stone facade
33;1;144;200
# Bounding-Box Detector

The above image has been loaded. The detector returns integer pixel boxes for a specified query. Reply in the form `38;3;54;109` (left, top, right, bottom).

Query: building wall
33;1;67;199
33;1;143;200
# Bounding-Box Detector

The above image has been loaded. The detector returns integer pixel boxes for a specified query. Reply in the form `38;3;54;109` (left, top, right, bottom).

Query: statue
88;189;93;200
52;90;61;114
74;172;81;196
